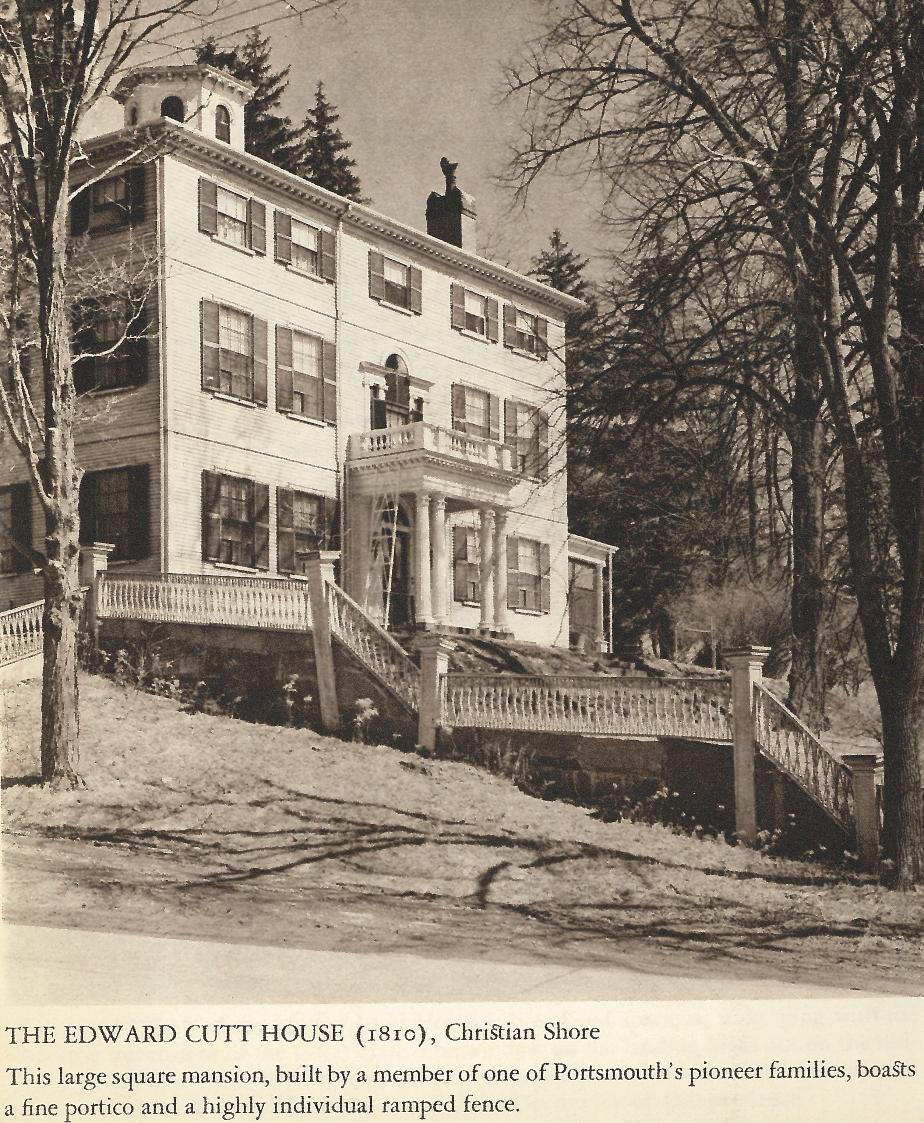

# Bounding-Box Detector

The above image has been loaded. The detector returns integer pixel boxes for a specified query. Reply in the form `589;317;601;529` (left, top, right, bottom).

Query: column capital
431;492;446;511
724;645;771;668
842;754;880;773
417;634;457;657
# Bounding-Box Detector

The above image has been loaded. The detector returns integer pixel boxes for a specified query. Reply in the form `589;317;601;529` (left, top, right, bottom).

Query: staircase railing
753;683;854;830
0;599;44;666
98;572;312;632
443;673;733;740
325;581;420;712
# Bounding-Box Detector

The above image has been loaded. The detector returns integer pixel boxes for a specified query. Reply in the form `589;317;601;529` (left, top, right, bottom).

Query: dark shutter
201;471;221;561
451;384;467;433
252;316;268;405
253;482;270;570
126;463;150;559
504;399;517;451
323;497;340;549
368;251;385;300
200;300;220;391
485;298;499;342
503;304;517;348
540;542;551;613
371;392;386;429
320;229;336;281
488;395;500;443
450;284;465;331
275;326;293;413
536;315;549;359
249;199;266;255
127;165;146;223
536;412;549;479
453;526;469;602
409;266;423;314
9;482;32;572
506;537;519;610
128;296;149;385
277;487;294;573
70;188;90;236
321;339;337;424
198;179;218;235
274;211;292;263
78;471;97;545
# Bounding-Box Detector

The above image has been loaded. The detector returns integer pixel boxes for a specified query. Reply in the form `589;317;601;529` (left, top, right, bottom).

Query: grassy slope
2;672;922;993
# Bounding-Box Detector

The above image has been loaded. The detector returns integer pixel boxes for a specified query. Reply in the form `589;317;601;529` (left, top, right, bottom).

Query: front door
380;504;413;629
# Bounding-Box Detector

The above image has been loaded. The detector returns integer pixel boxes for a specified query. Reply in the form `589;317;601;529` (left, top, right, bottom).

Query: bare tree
508;0;923;886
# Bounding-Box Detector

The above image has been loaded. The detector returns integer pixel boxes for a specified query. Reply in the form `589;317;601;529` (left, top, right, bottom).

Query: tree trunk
879;680;924;889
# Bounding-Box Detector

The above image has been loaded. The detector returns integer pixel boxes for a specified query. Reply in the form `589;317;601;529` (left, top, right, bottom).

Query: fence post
305;550;340;735
78;542;114;655
843;754;880;873
725;645;770;845
418;634;455;752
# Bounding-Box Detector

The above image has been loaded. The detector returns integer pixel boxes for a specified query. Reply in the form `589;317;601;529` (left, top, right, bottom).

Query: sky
87;0;612;281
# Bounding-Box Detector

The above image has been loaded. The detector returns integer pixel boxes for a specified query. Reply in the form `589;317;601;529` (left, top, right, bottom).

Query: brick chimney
426;157;477;252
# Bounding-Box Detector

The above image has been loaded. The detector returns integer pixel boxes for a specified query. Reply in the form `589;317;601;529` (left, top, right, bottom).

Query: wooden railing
97;572;312;632
0;599;44;666
753;683;854;830
442;673;733;740
325;581;420;712
349;420;515;474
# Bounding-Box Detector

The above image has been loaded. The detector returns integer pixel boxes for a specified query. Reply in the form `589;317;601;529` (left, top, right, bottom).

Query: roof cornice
76;123;584;315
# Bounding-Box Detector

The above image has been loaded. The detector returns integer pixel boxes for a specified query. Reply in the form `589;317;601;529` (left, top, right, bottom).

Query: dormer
112;64;253;152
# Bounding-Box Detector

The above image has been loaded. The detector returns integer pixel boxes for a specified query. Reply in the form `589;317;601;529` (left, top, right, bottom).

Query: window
291;219;320;274
370;356;422;429
201;471;269;570
504;400;549;478
201;301;268;405
503;304;549;358
277;489;337;574
0;484;31;573
160;95;184;122
451;384;499;442
453;525;480;603
568;559;598;636
450;284;498;341
71;168;146;235
368;251;422;313
73;297;148;393
274;213;336;280
276;327;336;422
215;104;231;143
506;536;550;613
78;465;150;562
198;179;266;254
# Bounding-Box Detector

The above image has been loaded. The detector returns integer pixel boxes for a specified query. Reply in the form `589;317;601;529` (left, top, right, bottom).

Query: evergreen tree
530;229;601;385
196;31;308;174
298;82;366;202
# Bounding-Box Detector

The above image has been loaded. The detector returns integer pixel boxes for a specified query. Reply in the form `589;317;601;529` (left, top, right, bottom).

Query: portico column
415;492;433;626
430;493;447;625
593;563;606;651
493;508;510;634
479;507;495;631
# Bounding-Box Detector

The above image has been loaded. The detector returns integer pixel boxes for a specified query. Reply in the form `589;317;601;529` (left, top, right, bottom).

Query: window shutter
201;471;222;561
200;300;220;391
536;412;549;479
368;251;385;300
488;395;500;444
536;315;549;359
506;536;519;610
127;166;146;223
323;497;340;549
453;526;469;602
253;482;270;570
248;199;266;255
275;326;293;413
126;464;150;559
321;339;337;424
274;211;292;263
10;482;32;572
540;542;551;613
252;316;268;405
320;229;336;281
450;284;465;331
371;393;387;429
277;487;294;573
504;399;517;451
485;298;499;343
451;384;467;433
78;472;97;545
503;304;516;348
198;179;218;235
128;296;149;385
409;266;423;314
70;188;90;236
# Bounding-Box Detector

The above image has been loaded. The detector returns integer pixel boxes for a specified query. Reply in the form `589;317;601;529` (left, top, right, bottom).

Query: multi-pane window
276;326;335;422
79;465;150;562
216;186;249;247
503;304;548;358
516;310;539;353
94;308;131;390
451;384;498;442
568;559;598;637
505;400;549;478
291;331;322;417
290;219;320;275
464;290;487;335
369;252;422;313
451;284;498;341
198;179;266;255
96;470;131;553
218;476;252;565
73;297;148;394
71;168;145;235
277;489;336;575
0;486;31;573
92;176;127;211
215;104;231;143
383;257;410;307
218;306;252;397
453;525;480;603
201;471;269;570
507;536;550;613
274;214;335;281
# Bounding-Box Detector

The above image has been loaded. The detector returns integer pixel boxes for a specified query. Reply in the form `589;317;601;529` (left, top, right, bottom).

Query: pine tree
298;82;366;202
196;31;308;174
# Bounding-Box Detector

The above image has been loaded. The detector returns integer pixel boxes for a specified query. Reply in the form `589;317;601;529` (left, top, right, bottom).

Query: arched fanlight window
215;104;231;143
160;95;184;122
